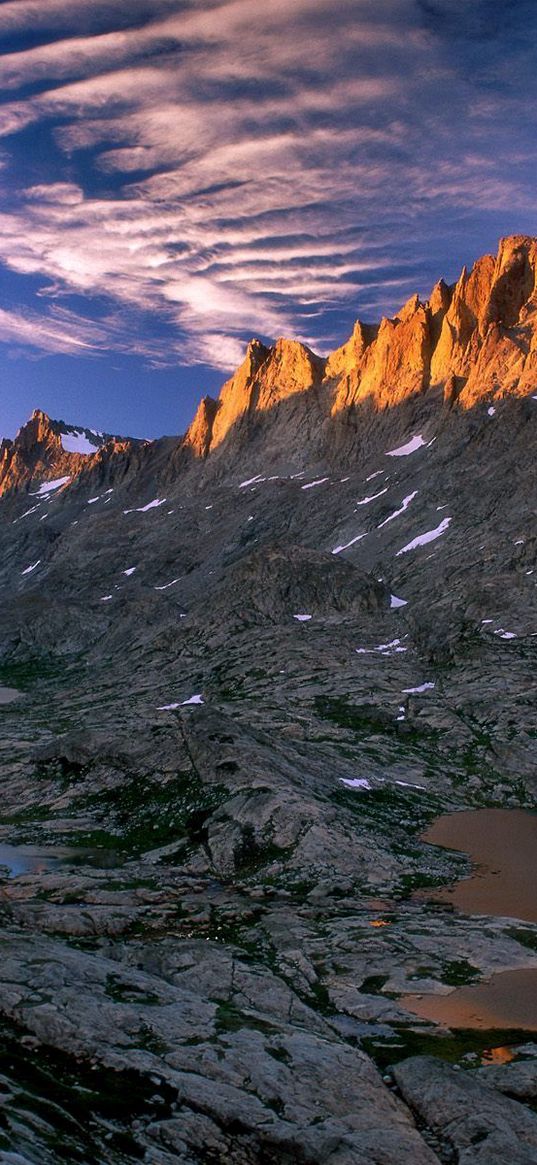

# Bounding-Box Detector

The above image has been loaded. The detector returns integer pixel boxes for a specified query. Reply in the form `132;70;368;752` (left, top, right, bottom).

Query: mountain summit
186;234;537;455
0;411;141;497
3;234;537;498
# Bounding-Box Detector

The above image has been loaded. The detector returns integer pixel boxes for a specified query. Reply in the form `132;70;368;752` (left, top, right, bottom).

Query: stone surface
394;1055;537;1163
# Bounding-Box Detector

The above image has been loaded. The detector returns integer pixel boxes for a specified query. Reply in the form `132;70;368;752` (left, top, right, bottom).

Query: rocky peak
484;234;537;328
428;279;452;318
184;234;537;460
0;411;135;498
186;336;325;456
329;234;537;415
184;395;220;459
325;320;378;382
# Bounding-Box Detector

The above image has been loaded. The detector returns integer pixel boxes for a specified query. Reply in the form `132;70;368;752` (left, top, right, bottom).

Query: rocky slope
0;235;536;1163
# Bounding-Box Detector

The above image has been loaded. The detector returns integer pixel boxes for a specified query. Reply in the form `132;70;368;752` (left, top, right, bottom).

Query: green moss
441;959;481;986
266;1045;292;1065
134;1023;169;1055
363;1026;535;1072
359;974;389;995
505;927;537;952
314;695;439;744
0;1014;175;1162
104;974;160;1005
75;772;228;856
214;1002;278;1035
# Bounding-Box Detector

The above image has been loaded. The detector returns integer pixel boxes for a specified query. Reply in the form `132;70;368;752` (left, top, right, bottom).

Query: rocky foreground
0;236;537;1162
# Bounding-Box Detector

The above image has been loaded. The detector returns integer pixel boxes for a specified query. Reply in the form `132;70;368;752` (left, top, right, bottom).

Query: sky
1;0;537;440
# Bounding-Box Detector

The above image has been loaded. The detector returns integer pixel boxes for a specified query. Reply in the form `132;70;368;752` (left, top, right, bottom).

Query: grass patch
441;959;481;987
363;1025;536;1072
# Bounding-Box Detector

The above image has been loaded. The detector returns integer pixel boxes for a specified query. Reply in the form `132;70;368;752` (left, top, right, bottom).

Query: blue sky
1;0;537;439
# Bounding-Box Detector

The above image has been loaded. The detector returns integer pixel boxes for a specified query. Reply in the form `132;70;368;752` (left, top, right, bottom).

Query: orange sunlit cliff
187;234;537;454
3;234;537;498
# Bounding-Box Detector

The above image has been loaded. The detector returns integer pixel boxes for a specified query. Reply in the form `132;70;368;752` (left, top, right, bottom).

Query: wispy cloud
0;0;536;371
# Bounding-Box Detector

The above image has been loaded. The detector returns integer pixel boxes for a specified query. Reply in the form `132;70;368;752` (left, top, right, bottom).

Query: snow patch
487;406;496;417
239;474;264;488
402;682;435;694
356;638;407;656
386;434;426;457
332;532;367;555
378;490;418;528
123;567;136;576
13;505;40;523
124;498;166;514
355;488;388;507
61;429;99;455
339;778;372;791
158;694;204;710
390;594;408;609
31;476;71;497
293;614;312;622
154;577;181;591
302;477;329;490
21;560;40;576
396;517;451;556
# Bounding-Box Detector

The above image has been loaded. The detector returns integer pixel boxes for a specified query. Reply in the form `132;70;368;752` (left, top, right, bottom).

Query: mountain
0;409;142;498
0;236;536;1163
185;233;537;459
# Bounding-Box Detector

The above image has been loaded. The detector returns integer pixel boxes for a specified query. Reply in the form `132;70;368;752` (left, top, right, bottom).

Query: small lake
0;842;122;877
417;807;537;923
403;807;537;1030
401;969;537;1031
0;686;22;706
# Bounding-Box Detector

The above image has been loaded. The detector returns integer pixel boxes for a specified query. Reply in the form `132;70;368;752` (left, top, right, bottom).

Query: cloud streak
0;0;536;373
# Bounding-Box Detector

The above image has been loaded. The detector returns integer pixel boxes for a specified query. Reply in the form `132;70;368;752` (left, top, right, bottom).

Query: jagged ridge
3;234;537;497
187;234;537;455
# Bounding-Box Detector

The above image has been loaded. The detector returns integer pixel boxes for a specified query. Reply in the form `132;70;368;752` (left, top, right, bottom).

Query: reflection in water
403;808;537;1031
402;968;537;1031
0;843;121;877
481;1045;516;1066
418;807;537;924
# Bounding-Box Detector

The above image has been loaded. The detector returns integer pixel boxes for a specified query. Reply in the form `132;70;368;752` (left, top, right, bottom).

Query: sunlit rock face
330;297;432;414
187;337;326;455
183;234;537;456
329;235;537;414
0;410;136;497
183;395;220;459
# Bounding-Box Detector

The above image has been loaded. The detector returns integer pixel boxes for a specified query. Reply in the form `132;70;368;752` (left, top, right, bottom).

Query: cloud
0;304;111;355
0;0;536;375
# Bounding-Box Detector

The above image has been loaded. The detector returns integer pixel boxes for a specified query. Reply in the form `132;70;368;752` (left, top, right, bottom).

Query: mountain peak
183;233;537;457
0;411;136;498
